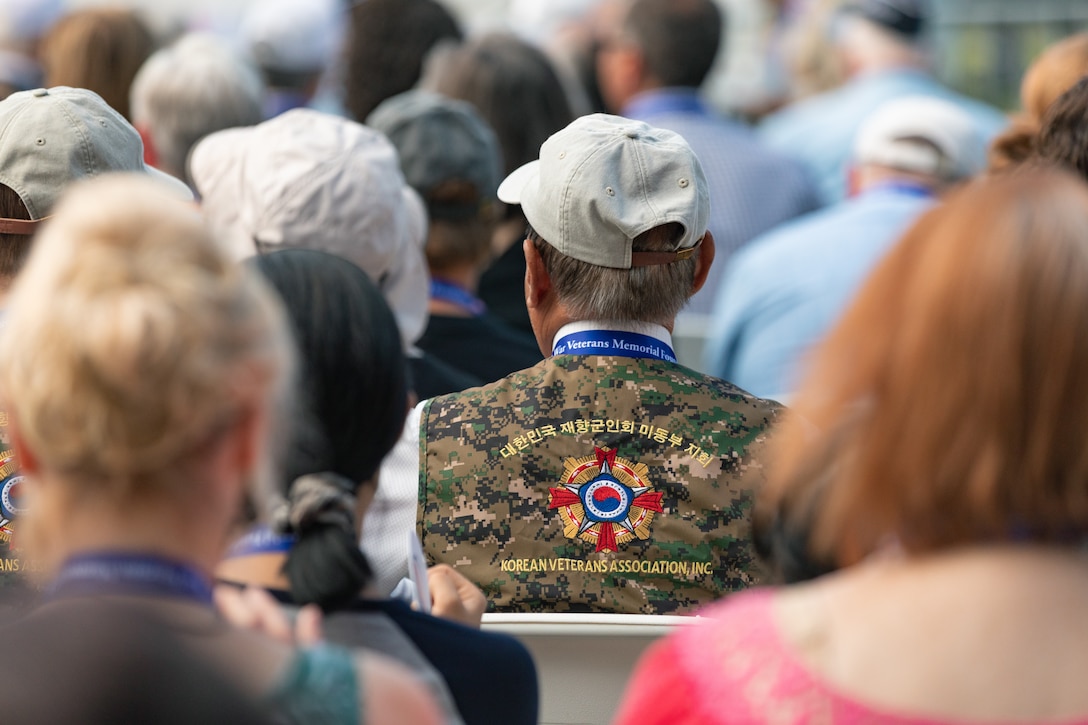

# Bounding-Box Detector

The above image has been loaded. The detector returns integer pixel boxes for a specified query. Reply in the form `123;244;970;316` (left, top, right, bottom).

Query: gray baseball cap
367;90;501;221
497;113;709;269
0;86;190;234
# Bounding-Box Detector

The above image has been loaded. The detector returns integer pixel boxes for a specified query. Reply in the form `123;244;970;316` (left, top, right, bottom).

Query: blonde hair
0;174;293;498
760;168;1088;567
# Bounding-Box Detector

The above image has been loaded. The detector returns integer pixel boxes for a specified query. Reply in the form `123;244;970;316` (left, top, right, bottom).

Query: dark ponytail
276;473;373;611
250;249;409;611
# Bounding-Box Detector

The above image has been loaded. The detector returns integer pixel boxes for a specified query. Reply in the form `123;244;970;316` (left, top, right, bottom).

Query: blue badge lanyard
225;525;295;558
873;181;936;200
552;329;677;363
47;552;215;605
430;278;487;317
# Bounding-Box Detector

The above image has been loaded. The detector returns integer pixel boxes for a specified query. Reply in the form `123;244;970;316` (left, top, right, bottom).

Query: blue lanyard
225;525;295;558
430;278;486;317
47;552;214;605
552;330;677;362
872;181;935;200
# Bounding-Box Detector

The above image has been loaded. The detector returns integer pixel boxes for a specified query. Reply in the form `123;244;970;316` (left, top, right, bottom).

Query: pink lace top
613;588;1088;725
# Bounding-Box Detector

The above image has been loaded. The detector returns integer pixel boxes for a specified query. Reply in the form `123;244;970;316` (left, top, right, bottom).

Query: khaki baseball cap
497;113;709;270
0;86;190;235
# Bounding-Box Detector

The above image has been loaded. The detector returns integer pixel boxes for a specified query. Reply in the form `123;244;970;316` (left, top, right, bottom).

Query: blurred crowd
0;0;1087;723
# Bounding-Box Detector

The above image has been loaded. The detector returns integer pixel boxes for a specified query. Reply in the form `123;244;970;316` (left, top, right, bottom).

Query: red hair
762;168;1088;566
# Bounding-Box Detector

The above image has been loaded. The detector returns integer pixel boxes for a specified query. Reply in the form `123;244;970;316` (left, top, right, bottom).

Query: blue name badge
552;330;677;363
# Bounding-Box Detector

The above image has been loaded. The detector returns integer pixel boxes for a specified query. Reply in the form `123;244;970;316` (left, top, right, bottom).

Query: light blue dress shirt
759;69;1007;206
622;88;820;315
702;184;934;399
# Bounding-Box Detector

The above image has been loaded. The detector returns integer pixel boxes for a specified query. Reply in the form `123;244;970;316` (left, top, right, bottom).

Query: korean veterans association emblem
548;447;664;553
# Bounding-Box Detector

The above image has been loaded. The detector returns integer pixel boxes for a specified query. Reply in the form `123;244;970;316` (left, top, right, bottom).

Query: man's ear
137;124;159;168
524;237;552;311
9;417;39;476
690;230;716;296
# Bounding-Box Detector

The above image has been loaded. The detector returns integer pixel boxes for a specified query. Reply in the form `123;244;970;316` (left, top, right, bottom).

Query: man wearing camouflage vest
369;113;781;614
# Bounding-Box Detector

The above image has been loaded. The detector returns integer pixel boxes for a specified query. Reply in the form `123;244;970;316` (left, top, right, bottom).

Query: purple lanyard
552;330;677;362
430;278;487;317
47;552;214;605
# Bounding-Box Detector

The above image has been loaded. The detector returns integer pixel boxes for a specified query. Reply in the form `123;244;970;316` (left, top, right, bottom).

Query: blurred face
594;21;643;113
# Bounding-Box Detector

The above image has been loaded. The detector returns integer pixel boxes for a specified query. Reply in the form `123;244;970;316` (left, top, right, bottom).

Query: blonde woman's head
0;174;293;503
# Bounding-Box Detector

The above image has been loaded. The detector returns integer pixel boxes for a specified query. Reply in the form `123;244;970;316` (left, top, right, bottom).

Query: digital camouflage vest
418;354;782;614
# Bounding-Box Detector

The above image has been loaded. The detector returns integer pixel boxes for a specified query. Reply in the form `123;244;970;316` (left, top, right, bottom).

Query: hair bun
283;472;357;536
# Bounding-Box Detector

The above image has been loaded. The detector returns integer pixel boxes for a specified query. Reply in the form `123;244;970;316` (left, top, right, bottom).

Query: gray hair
528;222;697;325
130;33;265;184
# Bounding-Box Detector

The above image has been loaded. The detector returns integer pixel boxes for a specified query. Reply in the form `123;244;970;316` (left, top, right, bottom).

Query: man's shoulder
422;355;782;445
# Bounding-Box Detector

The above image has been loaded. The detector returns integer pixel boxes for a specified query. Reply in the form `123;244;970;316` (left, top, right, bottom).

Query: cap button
31;88;48;97
624;127;639;139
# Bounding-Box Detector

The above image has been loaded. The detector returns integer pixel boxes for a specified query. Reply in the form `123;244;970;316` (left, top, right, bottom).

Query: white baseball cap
853;95;986;181
189;108;430;347
498;113;709;269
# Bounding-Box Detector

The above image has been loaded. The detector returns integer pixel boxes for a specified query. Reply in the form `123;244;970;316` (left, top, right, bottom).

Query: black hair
625;0;723;89
343;0;463;122
251;249;409;610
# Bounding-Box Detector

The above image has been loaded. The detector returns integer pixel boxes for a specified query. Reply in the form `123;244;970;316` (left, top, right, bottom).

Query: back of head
252;248;408;610
622;0;722;89
40;7;154;120
990;33;1088;171
368;90;502;270
853;95;986;186
0;86;189;282
498;113;708;324
130;33;265;184
763;168;1088;568
1031;76;1088;182
343;0;462;122
254;249;407;490
189;109;430;347
422;32;575;179
835;0;929;73
240;0;343;89
0;174;291;496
